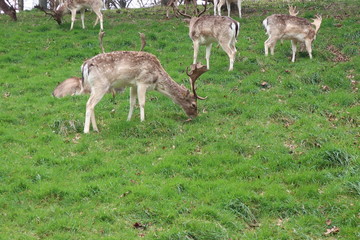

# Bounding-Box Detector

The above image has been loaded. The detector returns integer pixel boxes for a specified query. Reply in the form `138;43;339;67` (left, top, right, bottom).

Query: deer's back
83;51;165;88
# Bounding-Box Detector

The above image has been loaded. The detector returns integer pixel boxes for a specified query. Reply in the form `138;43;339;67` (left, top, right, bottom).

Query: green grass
0;0;359;239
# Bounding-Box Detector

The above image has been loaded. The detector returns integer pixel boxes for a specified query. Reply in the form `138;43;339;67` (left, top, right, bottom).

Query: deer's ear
183;19;191;25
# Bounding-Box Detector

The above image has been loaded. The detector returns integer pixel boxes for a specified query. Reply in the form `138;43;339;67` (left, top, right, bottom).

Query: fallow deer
36;0;103;30
52;77;124;98
263;13;322;62
217;0;242;18
178;4;240;71
81;51;207;133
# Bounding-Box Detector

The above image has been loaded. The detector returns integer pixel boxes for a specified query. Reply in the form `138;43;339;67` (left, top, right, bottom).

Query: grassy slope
0;1;359;239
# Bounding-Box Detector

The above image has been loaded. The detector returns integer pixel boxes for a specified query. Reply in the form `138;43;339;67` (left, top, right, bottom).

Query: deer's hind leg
84;83;108;133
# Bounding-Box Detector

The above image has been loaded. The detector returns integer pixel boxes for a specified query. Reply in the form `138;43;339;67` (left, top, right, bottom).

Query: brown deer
81;51;207;133
36;0;103;30
263;13;322;62
178;4;240;71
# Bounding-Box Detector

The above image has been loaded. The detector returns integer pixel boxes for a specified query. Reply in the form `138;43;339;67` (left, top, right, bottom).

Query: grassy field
0;0;359;239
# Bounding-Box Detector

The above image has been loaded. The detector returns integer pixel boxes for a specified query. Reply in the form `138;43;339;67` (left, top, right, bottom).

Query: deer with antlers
263;11;322;62
36;0;103;30
81;51;207;133
178;4;240;71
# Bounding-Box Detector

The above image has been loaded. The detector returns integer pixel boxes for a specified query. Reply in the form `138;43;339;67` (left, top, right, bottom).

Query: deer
81;51;208;133
263;12;322;62
178;3;240;71
165;0;198;18
36;0;103;31
217;0;242;18
52;77;124;98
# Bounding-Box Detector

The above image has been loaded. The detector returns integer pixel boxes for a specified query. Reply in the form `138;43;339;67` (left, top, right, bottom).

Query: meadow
0;0;359;239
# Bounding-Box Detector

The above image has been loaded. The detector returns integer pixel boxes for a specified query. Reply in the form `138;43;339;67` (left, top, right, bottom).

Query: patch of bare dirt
326;45;350;62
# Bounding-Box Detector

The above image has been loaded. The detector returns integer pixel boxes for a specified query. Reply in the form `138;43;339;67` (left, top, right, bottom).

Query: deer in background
36;0;103;30
81;51;207;133
263;11;322;62
217;0;242;18
178;4;240;71
52;77;124;98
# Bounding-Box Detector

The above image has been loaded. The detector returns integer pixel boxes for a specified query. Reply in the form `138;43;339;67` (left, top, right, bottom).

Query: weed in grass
347;181;360;196
321;149;353;167
226;199;257;225
51;119;83;136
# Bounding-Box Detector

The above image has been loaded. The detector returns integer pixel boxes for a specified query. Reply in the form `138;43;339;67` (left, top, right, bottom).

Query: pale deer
178;4;240;71
81;51;207;133
36;0;103;30
217;0;242;18
263;14;322;62
52;77;124;98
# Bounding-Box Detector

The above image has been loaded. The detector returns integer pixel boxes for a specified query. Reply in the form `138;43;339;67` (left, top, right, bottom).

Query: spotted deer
81;51;207;133
263;13;322;62
178;4;240;71
36;0;103;30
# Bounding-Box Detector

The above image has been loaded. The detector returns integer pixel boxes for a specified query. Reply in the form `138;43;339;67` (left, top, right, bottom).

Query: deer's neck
156;74;189;106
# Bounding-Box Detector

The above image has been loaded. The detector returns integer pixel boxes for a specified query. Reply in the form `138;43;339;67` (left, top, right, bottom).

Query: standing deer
178;4;240;71
217;0;242;18
263;13;322;62
81;51;207;133
36;0;103;30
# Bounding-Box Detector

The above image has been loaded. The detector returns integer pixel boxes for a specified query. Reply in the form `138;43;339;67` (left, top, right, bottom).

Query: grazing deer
166;0;198;18
263;13;322;62
178;4;240;71
36;0;103;30
81;51;207;133
217;0;242;18
52;77;124;98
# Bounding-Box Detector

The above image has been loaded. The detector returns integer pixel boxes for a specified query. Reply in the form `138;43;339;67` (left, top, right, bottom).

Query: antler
288;5;299;16
138;32;146;51
186;63;208;100
98;31;106;53
34;5;62;25
176;2;208;19
311;14;322;34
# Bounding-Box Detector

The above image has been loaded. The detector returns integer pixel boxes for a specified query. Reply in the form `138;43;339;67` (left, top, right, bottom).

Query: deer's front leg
237;0;242;18
226;1;231;17
213;0;218;15
137;84;148;122
80;9;85;29
291;40;297;62
205;43;212;70
127;87;137;121
193;41;200;65
70;9;77;30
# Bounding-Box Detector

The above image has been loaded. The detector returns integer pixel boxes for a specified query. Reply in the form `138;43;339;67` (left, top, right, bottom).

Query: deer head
35;5;62;25
176;1;208;19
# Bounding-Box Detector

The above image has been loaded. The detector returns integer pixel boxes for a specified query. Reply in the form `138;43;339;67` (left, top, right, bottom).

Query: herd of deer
48;0;323;133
